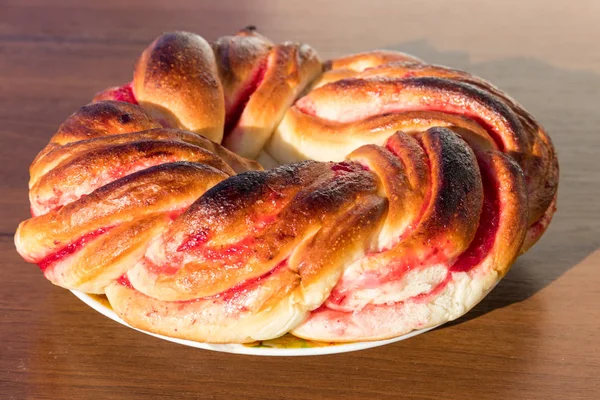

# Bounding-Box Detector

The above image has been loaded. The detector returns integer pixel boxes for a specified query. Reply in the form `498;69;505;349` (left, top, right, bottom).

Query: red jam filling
177;232;258;266
527;199;555;237
38;227;113;272
177;229;210;252
311;303;328;314
177;190;287;254
207;259;288;302
324;152;501;312
266;186;286;206
451;160;500;272
326;290;347;306
328;247;445;307
129;259;291;306
528;215;548;237
116;274;133;289
223;61;267;139
112;83;137;104
254;214;277;230
412;273;451;303
446;109;505;151
167;209;186;221
144;258;180;276
199;236;257;265
331;162;355;173
331;161;371;177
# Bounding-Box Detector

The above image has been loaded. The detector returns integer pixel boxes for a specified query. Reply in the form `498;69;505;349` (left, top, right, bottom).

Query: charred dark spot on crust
293;171;378;217
200;170;271;211
176;160;378;248
333;77;371;91
186;161;317;218
422;127;482;233
119;113;132;124
235;26;267;39
460;78;538;129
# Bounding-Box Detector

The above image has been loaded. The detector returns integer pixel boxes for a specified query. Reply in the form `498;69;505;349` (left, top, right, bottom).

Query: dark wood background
1;1;599;399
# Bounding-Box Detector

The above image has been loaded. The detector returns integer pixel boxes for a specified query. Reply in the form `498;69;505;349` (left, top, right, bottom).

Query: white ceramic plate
71;290;442;356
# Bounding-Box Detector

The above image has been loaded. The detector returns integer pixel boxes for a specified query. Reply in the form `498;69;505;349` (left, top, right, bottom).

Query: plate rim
70;289;442;356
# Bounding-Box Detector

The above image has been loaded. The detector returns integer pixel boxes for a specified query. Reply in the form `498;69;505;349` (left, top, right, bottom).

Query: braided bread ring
15;28;557;343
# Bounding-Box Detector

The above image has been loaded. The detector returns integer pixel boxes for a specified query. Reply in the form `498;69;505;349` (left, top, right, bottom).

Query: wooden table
2;1;599;398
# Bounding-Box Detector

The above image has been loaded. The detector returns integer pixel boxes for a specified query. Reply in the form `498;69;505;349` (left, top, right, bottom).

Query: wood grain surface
1;1;599;399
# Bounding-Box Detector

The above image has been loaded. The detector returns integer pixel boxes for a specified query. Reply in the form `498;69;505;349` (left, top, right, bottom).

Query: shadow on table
385;40;600;326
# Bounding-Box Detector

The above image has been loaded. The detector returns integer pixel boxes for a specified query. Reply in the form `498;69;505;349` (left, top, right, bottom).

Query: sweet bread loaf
15;28;558;343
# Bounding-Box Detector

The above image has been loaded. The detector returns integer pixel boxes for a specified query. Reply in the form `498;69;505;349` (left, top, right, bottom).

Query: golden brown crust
345;136;427;248
15;30;557;344
290;132;528;342
274;55;557;252
325;50;424;71
33;140;233;214
17;162;228;263
212;28;273;112
321;60;558;225
31;128;259;189
221;39;322;158
133;32;225;142
132;161;380;299
28;102;261;217
296;77;528;153
105;267;308;343
50;101;160;145
357;128;483;276
32;101;160;170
